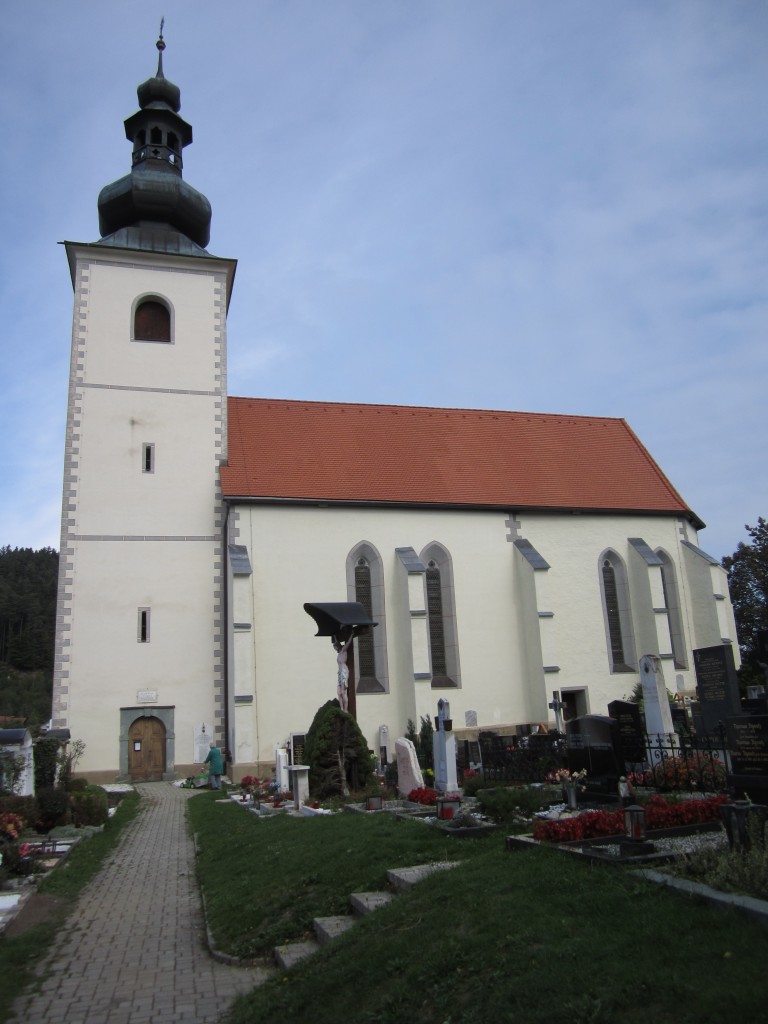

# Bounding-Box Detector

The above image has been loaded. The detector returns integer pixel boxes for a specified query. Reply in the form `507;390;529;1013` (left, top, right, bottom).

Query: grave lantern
436;795;462;820
624;804;646;842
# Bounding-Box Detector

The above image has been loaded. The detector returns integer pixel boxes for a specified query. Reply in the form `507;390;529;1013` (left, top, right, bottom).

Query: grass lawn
189;792;768;1024
0;792;141;1024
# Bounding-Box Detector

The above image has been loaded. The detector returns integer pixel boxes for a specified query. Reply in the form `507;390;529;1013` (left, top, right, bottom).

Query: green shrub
35;787;71;832
67;777;89;794
0;793;39;825
34;737;59;790
304;700;374;799
477;785;560;825
0;839;21;876
460;770;484;796
70;784;108;827
384;760;398;790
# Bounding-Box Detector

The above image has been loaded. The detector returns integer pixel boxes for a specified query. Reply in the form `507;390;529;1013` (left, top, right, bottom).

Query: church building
51;39;738;783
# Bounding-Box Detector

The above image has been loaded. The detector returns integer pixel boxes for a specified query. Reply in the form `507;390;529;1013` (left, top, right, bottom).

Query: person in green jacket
204;741;224;789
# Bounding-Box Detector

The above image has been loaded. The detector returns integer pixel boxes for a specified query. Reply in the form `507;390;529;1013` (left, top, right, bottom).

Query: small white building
51;38;738;783
0;729;35;797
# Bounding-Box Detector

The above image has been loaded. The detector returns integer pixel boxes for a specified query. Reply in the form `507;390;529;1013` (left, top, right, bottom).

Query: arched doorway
127;716;166;781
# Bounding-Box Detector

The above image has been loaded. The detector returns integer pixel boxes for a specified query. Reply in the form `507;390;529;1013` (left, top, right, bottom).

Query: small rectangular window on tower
137;608;151;643
142;443;155;474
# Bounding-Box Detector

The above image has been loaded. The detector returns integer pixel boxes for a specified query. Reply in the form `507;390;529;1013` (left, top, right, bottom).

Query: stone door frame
119;706;176;781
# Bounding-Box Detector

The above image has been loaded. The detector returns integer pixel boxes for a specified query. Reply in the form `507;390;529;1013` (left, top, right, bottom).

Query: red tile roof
221;397;699;522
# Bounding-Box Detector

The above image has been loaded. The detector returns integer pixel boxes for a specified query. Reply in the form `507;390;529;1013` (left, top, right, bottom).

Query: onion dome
97;25;212;254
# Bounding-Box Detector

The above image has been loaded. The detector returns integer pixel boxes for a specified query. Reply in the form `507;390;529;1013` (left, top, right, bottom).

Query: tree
0;547;58;672
303;700;374;799
0;547;58;727
722;518;768;682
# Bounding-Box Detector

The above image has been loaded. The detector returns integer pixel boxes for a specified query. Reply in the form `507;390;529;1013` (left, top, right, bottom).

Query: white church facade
51;39;738;783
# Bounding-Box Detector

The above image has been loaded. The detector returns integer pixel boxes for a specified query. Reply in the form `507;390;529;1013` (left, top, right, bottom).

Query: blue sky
1;0;766;561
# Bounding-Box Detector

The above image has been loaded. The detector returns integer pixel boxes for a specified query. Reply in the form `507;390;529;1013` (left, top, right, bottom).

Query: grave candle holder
624;804;646;841
365;795;383;811
619;804;655;857
436;796;461;820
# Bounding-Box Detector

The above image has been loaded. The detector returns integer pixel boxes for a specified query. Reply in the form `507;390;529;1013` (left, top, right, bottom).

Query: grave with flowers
564;714;623;798
507;790;730;864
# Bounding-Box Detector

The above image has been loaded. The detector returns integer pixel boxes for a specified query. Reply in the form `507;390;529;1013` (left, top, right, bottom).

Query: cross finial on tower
156;18;166;76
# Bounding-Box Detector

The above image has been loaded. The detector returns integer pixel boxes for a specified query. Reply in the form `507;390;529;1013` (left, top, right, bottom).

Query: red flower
408;787;438;805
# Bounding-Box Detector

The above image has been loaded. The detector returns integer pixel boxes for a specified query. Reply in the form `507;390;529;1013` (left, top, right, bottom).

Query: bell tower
52;30;236;781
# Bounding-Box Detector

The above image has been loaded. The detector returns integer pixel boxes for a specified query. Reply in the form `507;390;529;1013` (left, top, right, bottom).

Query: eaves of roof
220;396;704;529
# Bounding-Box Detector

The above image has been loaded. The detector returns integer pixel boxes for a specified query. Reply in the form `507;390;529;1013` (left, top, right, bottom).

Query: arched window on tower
421;543;461;688
599;551;636;673
656;549;687;669
133;297;172;343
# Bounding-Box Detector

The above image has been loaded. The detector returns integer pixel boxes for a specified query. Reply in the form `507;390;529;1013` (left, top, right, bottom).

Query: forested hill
0;547;58;671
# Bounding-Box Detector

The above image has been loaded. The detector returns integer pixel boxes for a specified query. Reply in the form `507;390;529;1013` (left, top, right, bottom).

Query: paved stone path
9;783;270;1024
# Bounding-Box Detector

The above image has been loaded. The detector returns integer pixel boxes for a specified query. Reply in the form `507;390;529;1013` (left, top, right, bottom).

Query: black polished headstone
566;715;622;783
727;715;768;803
693;644;741;733
607;700;646;765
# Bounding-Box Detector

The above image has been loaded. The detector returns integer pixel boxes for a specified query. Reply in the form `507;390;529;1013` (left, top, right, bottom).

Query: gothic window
599;551;635;673
426;561;448;676
355;559;377;680
150;126;162;145
420;543;460;688
346;543;388;694
133;297;172;342
656;550;687;669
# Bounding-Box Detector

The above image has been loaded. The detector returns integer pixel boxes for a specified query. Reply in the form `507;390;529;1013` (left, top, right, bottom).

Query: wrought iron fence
464;725;730;793
473;733;566;784
627;725;729;794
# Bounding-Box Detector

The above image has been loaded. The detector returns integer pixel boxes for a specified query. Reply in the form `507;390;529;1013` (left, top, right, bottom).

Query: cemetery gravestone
607;700;646;766
693;644;741;734
288;764;310;809
433;699;458;794
727;715;768;802
640;655;677;742
395;737;424;798
566;715;623;788
671;705;689;732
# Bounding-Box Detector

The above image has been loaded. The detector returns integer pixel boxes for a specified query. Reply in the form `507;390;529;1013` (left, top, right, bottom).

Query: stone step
274;863;460;969
350;890;395;916
313;915;356;945
274;938;321;970
387;861;459;894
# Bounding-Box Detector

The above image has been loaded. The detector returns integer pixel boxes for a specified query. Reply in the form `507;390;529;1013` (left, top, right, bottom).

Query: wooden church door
128;717;166;781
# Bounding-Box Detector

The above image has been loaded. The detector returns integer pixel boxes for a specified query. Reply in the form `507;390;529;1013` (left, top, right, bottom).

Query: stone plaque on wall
194;723;212;764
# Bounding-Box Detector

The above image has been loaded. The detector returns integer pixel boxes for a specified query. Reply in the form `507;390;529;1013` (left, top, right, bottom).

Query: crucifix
548;691;565;733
